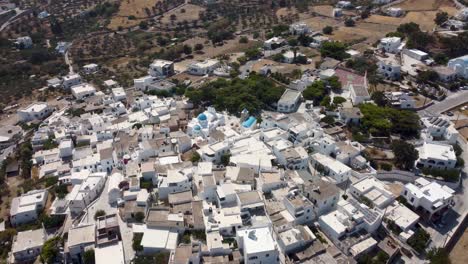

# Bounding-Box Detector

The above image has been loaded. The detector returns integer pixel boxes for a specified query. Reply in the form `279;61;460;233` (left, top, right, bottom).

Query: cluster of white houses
7;17;467;264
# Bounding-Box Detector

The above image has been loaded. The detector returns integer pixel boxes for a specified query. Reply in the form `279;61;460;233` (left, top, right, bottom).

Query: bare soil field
310;5;334;17
251;59;316;74
302;16;341;31
331;21;397;44
394;0;455;11
160;4;205;25
108;0;162;29
450;228;468;264
183;36;261;61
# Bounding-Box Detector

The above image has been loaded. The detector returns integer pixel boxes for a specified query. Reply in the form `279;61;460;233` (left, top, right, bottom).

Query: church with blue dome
188;107;225;138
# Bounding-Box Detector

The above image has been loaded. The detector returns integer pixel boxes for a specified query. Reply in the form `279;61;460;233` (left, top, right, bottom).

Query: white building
349;82;370;106
349;177;395;209
187;59;220;76
277;226;315;254
237;226;280;264
377;55;401;80
318;198;383;242
311;153;351;183
67;224;96;261
59;139;74;158
403;49;429;61
257;170;286;193
83;63;99;74
17;102;52;122
416;142;457;170
448;54;468;79
283;192;315;225
385;92;415;109
95;241;125;264
62;73;82;89
282;50;306;64
112;87;127;102
68;172;107;215
385;7;403;17
421;116;459;144
187;107;225;138
158;169;192;199
264;37;286;50
302;179;341;217
15;36;33;49
11;229;46;263
108;172;124;205
277;89;301;113
385;201;420;232
275;146;308;170
434;66;457;82
289;22;311;35
148;59;174;77
401;178;455;219
10;189;48;226
71;83;96;100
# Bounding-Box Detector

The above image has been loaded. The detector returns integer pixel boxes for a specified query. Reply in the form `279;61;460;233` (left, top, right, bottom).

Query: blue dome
198;113;207;121
193;125;201;131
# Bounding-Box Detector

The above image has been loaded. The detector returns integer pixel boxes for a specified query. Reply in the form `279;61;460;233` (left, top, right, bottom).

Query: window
266;254;270;257
404;190;408;196
410;197;414;203
249;256;258;260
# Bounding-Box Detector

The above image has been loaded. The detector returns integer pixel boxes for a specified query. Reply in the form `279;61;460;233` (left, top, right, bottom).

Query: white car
116;198;125;207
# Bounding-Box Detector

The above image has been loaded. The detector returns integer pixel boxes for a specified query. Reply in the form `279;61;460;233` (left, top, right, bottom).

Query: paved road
64;50;74;74
420;90;468;115
78;174;135;263
0;9;25;32
427;138;468;248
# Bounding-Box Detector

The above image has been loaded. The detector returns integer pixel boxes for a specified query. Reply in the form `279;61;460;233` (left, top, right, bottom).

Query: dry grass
331;21;397;44
311;5;334;17
395;0;454;11
118;0;160;17
363;0;458;32
450;229;468;264
182;36;261;61
108;0;161;29
160;4;205;24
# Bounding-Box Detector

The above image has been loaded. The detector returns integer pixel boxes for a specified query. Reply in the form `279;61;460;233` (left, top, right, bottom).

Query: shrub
408;227;430;254
322;26;333;35
94;210;106;220
135;211;145;223
380;163;392;171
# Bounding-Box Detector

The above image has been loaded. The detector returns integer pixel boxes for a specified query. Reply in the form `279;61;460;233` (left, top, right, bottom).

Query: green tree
328;76;342;92
239;36;249;43
135;211;145;223
221;154;231;166
391;140;419;170
427;248;451;264
41;237;60;263
407;227;430;253
371;91;388;107
303;80;327;105
183;44;192;55
83;249;95;264
434;12;449;26
322;26;333;35
345;18;355;27
139;21;148;30
191;152;201;163
333;96;346;106
320;41;350;61
194;43;204;51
